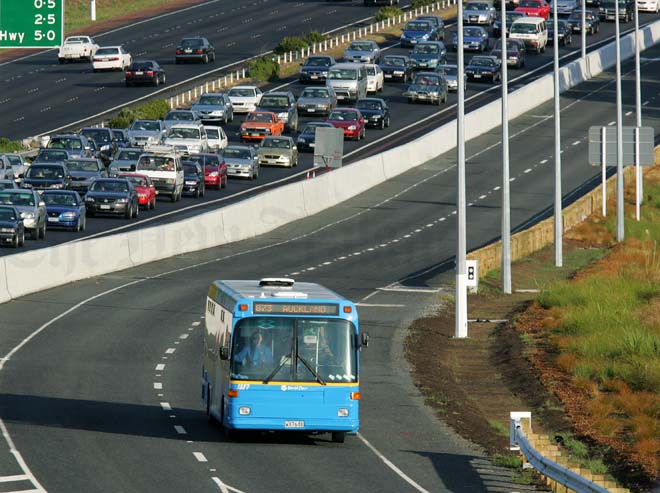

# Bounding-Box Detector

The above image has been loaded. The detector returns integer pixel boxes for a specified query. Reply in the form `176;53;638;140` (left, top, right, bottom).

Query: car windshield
6;156;22;167
413;44;439;54
438;65;458;76
181;38;203;48
506;12;525;21
37;150;68;161
228;88;256;97
383;56;406;67
112;130;126;141
137;155;175;171
230;318;357;383
260;96;289;108
329;110;358;121
405;21;432;31
131;120;160;131
43;193;78;206
115;150;142;161
246;113;273;122
183;164;199;174
510;23;538;34
198;95;225;105
0;209;17;221
206;128;220;139
413;74;440;85
96;48;119;56
0;192;35;206
188;154;220;166
348;41;374;51
0;182;15;190
328;68;357;80
519;0;542;6
494;40;522;50
470;57;495;66
130;62;154;70
26;166;64;179
357;100;382;110
65;160;99;172
223;148;250;159
65;37;88;44
91;181;129;193
301;88;330;98
121;175;147;187
165;112;194;121
366;66;376;76
466;2;490;9
262;138;291;149
167;128;201;139
305;57;332;67
48;138;83;150
81;129;111;143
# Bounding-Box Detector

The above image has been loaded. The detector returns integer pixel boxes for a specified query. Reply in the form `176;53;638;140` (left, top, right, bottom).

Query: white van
326;63;368;103
509;17;548;54
135;145;184;202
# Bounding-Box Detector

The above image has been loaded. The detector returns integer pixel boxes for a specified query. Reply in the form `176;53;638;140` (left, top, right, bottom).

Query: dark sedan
299;55;336;83
0;205;25;248
295;122;335;152
175;37;215;64
84;178;139;219
33;148;73;163
548;19;573;45
182;162;206;198
64;158;107;195
22;163;71;191
566;10;600;34
356;98;391;129
125;60;166;87
42;190;86;231
379;55;414;83
490;39;526;68
493;11;526;37
465;55;502;83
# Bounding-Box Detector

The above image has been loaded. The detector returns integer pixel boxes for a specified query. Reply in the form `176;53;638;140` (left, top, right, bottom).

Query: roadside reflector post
602;126;607;216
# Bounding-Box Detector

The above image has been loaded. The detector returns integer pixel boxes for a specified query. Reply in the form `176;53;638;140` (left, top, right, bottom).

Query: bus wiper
263;355;291;384
297;355;326;386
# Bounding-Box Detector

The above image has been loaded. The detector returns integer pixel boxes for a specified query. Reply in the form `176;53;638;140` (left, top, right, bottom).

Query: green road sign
0;0;64;48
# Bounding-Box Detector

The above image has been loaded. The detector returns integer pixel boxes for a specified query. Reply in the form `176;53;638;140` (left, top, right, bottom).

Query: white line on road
179;334;189;339
165;348;176;354
156;364;165;371
192;321;201;326
161;402;172;411
0;474;29;482
154;382;163;390
572;140;581;146
625;110;633;116
193;452;208;462
174;425;187;434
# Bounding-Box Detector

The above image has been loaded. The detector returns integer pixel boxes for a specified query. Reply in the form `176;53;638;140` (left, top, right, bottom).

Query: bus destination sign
253;302;339;316
0;0;64;48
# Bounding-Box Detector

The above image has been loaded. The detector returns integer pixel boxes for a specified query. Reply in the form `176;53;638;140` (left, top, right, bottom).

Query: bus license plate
284;420;305;429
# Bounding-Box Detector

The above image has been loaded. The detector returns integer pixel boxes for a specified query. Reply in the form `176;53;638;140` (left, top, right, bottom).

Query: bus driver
234;331;274;368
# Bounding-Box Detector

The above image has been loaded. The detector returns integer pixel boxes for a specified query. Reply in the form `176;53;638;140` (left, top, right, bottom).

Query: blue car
409;41;447;70
452;26;490;52
296;122;334;152
42;190;86;231
400;19;439;48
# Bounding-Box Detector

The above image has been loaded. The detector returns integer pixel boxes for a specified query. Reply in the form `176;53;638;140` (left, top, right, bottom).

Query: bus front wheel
331;431;345;443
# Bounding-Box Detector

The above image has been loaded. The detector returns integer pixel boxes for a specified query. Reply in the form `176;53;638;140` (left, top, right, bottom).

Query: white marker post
91;0;96;21
602;126;607;216
636;126;640;220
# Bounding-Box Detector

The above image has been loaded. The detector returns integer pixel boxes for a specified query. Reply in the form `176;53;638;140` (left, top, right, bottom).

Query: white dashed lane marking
156;364;165;371
165;348;176;354
193;452;208;462
154;382;162;390
174;425;187;435
161;402;172;411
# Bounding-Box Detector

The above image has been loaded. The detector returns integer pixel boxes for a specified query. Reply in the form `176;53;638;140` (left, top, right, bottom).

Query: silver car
191;93;234;124
109;147;144;176
0;189;47;239
46;134;92;159
343;40;381;64
0;154;27;182
257;136;299;168
552;0;578;14
296;87;337;116
437;64;467;92
161;109;199;131
128;119;165;147
223;145;259;180
463;1;497;25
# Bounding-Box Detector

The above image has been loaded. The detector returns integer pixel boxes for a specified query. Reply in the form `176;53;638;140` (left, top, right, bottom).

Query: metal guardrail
509;412;614;493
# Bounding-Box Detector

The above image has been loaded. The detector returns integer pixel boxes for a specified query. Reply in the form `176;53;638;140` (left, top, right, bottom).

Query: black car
79;127;116;164
84;178;139;219
111;128;130;148
490;39;526;69
548;19;573;46
295;122;334;152
299;55;336;83
465;55;501;83
64;158;107;195
0;205;25;248
175;37;216;64
599;0;634;21
182;162;206;198
567;10;601;34
257;91;299;132
22;163;71;191
379;55;414;83
125;60;166;87
356;98;391;129
33;148;73;163
493;11;525;37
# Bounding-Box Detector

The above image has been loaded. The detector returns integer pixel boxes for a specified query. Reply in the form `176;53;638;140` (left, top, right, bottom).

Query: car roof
168;122;204;128
41;190;77;194
97;45;122;49
225;145;253;150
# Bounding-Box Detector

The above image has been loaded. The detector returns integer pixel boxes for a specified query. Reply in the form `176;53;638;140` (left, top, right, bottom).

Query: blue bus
202;278;368;443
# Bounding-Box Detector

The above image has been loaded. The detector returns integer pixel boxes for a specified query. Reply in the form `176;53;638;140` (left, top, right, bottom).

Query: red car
186;153;228;189
326;108;366;141
514;0;550;19
118;173;157;209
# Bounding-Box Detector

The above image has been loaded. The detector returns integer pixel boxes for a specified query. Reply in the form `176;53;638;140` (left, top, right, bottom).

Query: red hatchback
326;108;366;141
514;0;550;19
186;153;228;189
118;173;157;209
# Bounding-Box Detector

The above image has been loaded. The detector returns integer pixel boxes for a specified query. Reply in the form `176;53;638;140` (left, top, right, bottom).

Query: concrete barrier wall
0;20;657;303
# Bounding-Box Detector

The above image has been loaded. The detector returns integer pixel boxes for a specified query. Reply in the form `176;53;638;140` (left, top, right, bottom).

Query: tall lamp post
501;4;511;294
553;0;563;267
615;0;625;241
634;0;643;217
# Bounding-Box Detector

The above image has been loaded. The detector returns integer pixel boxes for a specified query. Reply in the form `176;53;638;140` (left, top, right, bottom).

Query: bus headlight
239;406;251;415
337;408;349;417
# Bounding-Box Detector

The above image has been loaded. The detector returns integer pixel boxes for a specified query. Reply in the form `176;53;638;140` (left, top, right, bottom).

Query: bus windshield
230;317;357;383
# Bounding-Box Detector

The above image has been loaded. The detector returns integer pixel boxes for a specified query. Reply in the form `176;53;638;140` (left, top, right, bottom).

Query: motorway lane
1;45;660;492
2;11;658;257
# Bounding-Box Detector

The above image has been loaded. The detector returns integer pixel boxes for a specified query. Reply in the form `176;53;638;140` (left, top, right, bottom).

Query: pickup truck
58;36;99;63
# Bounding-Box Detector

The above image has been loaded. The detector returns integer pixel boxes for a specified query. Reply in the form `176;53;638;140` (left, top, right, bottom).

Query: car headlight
278;155;290;161
277;112;288;119
50;183;64;189
210;171;219;177
337;408;349;417
322;71;328;76
422;33;430;39
62;212;77;218
0;228;15;233
20;211;35;219
348;125;357;130
116;198;128;203
100;144;111;152
138;193;148;198
85;197;95;202
394;70;404;75
297;137;306;143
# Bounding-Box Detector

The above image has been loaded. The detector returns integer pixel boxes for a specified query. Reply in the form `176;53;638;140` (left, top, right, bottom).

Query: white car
58;36;99;63
227;85;263;114
365;64;384;93
92;46;132;72
638;0;659;11
163;123;209;155
204;125;228;151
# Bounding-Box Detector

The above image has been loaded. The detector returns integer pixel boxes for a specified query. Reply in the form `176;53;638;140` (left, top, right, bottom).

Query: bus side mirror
220;347;229;360
360;332;370;348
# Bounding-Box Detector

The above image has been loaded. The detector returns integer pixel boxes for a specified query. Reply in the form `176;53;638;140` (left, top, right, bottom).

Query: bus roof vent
259;278;295;288
274;291;308;299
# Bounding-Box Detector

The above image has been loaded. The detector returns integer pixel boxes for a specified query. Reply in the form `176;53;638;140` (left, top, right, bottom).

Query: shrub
248;56;280;82
305;31;325;44
375;6;403;21
0;137;24;153
276;36;308;54
107;99;169;129
411;0;436;6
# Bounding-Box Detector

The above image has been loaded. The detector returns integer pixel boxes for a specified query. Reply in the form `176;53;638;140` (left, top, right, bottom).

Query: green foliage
492;454;523;469
411;0;436;7
375;6;404;21
107;99;169;129
305;31;326;44
248;56;280;82
488;419;509;437
0;137;24;153
276;36;309;54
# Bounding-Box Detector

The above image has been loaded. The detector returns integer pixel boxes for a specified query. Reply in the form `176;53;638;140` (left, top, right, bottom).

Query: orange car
239;111;284;141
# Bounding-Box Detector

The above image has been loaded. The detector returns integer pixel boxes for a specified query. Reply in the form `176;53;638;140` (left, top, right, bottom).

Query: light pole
615;0;625;241
455;1;468;338
553;0;563;267
581;0;587;60
91;0;96;21
501;3;511;294
634;0;643;215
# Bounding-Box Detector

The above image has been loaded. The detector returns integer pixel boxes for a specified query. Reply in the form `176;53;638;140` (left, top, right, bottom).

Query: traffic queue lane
1;46;659;493
0;9;657;256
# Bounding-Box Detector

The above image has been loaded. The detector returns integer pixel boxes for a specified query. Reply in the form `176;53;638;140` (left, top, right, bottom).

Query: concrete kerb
0;258;10;304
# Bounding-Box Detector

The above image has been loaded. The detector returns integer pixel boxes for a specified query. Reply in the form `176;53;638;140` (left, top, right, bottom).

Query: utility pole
501;2;511;294
553;0;563;267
